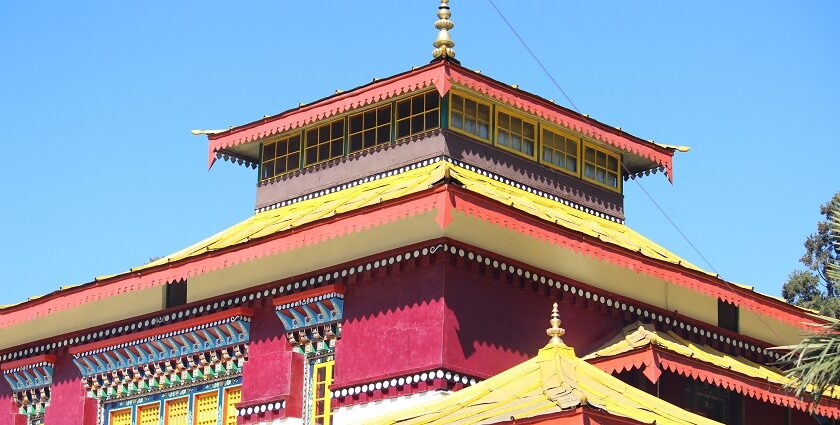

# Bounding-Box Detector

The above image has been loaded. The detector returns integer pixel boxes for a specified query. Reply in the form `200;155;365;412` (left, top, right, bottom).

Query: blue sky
0;1;837;305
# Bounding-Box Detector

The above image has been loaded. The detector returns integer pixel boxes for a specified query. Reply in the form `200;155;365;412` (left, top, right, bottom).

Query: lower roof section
354;341;720;425
583;322;840;419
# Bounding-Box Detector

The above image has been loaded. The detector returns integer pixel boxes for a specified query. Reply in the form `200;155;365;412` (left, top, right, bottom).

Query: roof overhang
202;61;681;181
584;324;840;419
0;163;829;352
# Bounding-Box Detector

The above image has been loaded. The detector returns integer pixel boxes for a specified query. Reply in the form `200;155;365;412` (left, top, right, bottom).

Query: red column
238;299;303;423
43;351;97;425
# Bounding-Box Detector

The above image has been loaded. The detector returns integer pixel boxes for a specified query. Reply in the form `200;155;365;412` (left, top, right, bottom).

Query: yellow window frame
260;132;304;182
347;104;393;154
223;386;242;425
164;397;189;425
494;107;538;160
303;118;345;167
311;360;335;425
395;90;441;140
582;141;622;192
539;124;581;177
136;402;161;425
110;408;132;425
448;90;492;143
193;390;220;425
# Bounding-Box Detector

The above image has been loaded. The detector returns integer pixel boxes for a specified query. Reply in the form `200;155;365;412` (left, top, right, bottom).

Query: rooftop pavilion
195;4;687;221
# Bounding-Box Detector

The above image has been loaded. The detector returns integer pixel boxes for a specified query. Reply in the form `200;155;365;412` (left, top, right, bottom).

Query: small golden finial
546;302;566;346
432;0;456;60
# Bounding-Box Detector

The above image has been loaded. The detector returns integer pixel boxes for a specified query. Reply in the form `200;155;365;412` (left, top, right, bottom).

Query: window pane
478;104;490;121
426;111;439;129
397;100;410;118
607;156;618;172
377;106;391;124
478;122;488;139
349;134;362;152
330;139;343;156
425;91;439;109
363;110;376;127
411;115;423;134
465;99;476;118
397;119;410;138
263;143;276;160
523;122;535;140
364;130;375;148
451;112;463;129
377;126;390;144
411;95;423;113
349;114;363;133
452;94;464;112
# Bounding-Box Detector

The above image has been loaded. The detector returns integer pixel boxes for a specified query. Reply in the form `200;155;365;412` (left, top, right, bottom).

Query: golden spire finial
432;0;456;60
546;302;566;346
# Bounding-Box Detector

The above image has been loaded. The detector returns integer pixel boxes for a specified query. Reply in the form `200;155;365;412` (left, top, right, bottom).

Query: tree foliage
779;194;840;405
782;192;840;318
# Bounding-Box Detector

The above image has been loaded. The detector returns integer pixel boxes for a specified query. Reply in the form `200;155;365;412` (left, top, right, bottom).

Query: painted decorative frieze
1;355;55;419
275;285;345;354
69;308;252;400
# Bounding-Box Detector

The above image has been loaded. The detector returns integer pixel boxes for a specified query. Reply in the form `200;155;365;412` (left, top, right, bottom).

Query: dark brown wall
255;130;625;219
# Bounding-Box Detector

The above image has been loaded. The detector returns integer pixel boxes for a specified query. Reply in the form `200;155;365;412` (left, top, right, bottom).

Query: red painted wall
0;380;25;425
335;257;446;387
336;254;626;387
43;351;97;425
442;262;625;378
240;299;303;417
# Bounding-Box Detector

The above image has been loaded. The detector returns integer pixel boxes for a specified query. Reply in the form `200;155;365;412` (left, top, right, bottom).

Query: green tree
779;196;840;406
782;192;840;318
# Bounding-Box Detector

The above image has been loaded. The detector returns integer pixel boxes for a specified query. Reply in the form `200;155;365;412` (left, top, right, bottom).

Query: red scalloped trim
447;187;826;329
0;184;825;333
206;62;675;180
0;187;445;329
207;62;448;162
446;66;675;181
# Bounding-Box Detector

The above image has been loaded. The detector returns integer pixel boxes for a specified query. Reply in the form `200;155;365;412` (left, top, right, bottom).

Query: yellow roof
358;342;721;425
131;161;451;272
583;322;840;398
132;160;707;276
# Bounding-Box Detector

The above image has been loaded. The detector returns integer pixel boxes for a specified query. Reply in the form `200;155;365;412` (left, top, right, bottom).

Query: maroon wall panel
0;382;24;425
43;352;96;425
335;260;446;387
240;300;302;416
441;263;625;378
744;394;788;425
790;408;819;425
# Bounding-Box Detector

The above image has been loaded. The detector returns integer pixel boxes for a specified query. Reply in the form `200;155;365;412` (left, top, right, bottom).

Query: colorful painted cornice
69;308;251;400
275;285;344;354
1;355;55;417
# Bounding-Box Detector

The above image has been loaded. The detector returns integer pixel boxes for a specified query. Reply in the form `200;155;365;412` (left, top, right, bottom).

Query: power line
485;0;720;276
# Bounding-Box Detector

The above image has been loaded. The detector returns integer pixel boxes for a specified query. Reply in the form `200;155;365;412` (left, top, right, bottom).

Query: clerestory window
305;119;345;166
396;91;440;139
449;92;491;141
583;143;621;190
496;110;536;159
349;104;392;153
541;127;579;175
262;134;302;181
